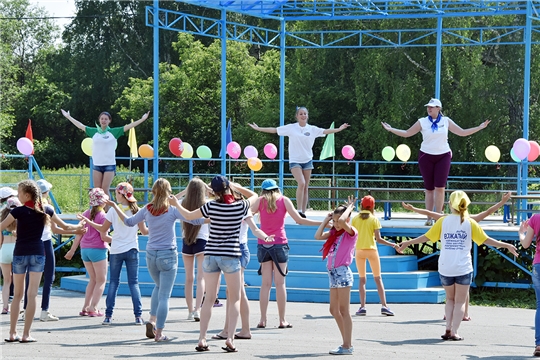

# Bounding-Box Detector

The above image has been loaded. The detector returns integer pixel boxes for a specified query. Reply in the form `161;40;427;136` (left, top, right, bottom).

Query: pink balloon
529;141;540;161
263;143;278;160
17;137;33;156
226;141;241;159
341;145;355;160
513;138;531;160
244;145;258;159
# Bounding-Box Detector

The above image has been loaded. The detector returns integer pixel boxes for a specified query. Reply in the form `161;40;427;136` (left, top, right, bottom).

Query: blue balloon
510;148;521;162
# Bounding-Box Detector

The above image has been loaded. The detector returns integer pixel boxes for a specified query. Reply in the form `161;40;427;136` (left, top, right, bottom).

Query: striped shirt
200;199;250;257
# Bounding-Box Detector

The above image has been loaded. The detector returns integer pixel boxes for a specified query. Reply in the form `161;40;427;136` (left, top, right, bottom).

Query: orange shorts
355;249;381;277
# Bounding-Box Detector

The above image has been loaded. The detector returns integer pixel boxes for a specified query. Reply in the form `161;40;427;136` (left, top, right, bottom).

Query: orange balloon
138;144;154;158
247;157;262;171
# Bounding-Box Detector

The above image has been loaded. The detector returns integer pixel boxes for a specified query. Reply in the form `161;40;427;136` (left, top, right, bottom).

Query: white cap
36;179;53;194
0;187;17;199
424;98;442;108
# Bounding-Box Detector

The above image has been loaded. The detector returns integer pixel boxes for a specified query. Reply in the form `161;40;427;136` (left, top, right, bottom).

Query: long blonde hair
149;178;172;214
18;180;49;226
182;178;206;245
260;188;280;213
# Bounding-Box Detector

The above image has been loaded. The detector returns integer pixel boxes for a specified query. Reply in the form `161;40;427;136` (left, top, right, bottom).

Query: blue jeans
106;248;142;318
146;249;178;329
532;264;540;345
24;240;54;310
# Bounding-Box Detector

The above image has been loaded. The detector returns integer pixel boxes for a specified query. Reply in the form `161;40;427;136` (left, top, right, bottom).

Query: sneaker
193;311;200;322
135;317;144;325
187;311;193;320
102;317;112;325
213;299;223;308
424;219;434;226
298;211;307;218
381;306;395;316
329;346;354;355
40;311;59;322
355;307;366;316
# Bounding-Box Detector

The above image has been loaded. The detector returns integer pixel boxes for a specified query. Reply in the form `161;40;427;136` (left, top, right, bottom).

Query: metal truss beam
146;7;281;47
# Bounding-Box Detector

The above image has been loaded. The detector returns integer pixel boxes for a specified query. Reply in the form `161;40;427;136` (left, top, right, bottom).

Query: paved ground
0;288;536;359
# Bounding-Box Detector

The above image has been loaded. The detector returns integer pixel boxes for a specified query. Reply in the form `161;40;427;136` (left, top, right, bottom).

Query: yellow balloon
395;144;411;162
247;157;263;171
138;144;154;158
181;143;194;159
81;138;93;157
485;145;501;163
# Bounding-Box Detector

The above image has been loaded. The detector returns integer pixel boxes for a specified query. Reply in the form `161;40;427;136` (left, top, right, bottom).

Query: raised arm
337;196;357;235
323;123;350;135
483;237;518;257
51;212;85;233
448;119;490;137
283;197;321;226
61;109;86;131
397;234;430;253
77;213;112;233
169;195;204;221
123;111;150;132
314;213;333;240
230;182;258;205
381;121;421;138
401;202;443;220
244;216;274;242
248;123;278;134
470;192;511;222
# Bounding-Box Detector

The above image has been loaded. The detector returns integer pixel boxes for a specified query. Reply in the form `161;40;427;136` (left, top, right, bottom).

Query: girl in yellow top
351;195;399;317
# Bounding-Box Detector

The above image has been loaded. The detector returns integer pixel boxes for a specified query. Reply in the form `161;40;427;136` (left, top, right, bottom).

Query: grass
470;287;536;309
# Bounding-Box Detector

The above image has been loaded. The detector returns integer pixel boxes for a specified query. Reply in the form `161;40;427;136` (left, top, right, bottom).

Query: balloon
510;148;521;162
16;137;33;156
138;144;154;158
244;145;258;159
381;146;395;161
181;143;193;159
396;144;411;162
263;143;278;160
80;138;92;157
168;138;183;157
247;157;263;171
513;138;531;160
341;145;355;160
529;141;540;161
196;145;212;159
227;141;241;159
484;145;501;163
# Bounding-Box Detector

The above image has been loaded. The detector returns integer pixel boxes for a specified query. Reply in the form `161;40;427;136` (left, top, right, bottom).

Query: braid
18;180;49;226
458;199;468;224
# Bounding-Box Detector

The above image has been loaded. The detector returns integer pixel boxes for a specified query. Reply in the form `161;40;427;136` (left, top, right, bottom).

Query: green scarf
95;123;111;134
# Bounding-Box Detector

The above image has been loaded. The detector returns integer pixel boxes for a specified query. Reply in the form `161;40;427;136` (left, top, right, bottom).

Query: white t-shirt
179;199;209;240
41;205;54;241
106;206;139;254
238;210;253;245
418;116;452;155
85;127;124;166
277;123;326;163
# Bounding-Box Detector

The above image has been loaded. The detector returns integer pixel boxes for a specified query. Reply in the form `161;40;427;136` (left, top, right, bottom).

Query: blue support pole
435;16;443;98
220;9;227;176
189;159;193;180
152;0;160;181
89;157;94;188
278;19;286;189
144;159;149;202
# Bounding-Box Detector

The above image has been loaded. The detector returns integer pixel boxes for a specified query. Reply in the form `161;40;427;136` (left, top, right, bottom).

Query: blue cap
261;179;279;190
211;175;229;193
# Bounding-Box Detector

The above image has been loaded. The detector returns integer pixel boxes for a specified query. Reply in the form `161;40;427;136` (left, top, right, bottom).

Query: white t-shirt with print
85;127;124;166
277;123;326;163
418;116;451;155
106;206;139;254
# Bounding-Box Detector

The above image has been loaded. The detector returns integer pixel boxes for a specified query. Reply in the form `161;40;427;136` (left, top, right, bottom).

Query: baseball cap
424;98;442;108
36;179;53;194
116;182;136;203
449;191;470;212
0;187;17;199
211;175;229;193
6;197;21;209
361;195;375;210
261;179;279;191
88;188;109;207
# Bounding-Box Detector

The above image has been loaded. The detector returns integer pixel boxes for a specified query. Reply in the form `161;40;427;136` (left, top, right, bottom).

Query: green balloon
382;146;395;161
196;145;212;159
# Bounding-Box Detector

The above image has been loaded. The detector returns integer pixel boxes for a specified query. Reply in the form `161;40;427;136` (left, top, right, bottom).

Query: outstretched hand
61;109;70;118
346;195;357;207
248;123;260;131
501;191;511;203
140;111;150;121
401;202;413;211
381;122;392;131
479;119;491;129
338;123;351;131
397;242;409;254
506;243;519;257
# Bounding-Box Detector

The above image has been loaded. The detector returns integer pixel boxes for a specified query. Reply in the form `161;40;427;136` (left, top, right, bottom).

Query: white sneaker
193;311;200;322
187;311;193;320
40;311;59;322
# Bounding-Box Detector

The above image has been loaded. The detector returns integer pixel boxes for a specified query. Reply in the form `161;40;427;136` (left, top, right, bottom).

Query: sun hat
6;197;21;209
261;179;279;191
0;187;17;199
36;179;53;194
424;98;442;108
116;182;136;203
449;190;470;212
211;175;229;193
361;195;375;210
88;188;109;207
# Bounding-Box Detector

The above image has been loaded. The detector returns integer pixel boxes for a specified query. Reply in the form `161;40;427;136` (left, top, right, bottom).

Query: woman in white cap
382;99;490;225
398;191;518;341
0;187;17;211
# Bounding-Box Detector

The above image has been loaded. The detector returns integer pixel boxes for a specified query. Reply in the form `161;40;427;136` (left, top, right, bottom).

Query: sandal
145;322;156;339
533;347;540;357
2;308;9;315
256;322;266;328
441;330;451;340
155;335;171;342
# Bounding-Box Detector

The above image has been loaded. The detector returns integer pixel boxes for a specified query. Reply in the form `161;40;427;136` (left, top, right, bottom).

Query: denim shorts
240;243;250;269
203;255;241;274
12;255;45;274
289;160;314;171
81;248;108;262
93;164;116;174
439;272;473;286
328;265;354;288
182;239;207;255
257;244;289;264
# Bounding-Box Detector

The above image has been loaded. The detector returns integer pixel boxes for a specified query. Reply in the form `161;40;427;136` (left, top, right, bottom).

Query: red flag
25;119;34;154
